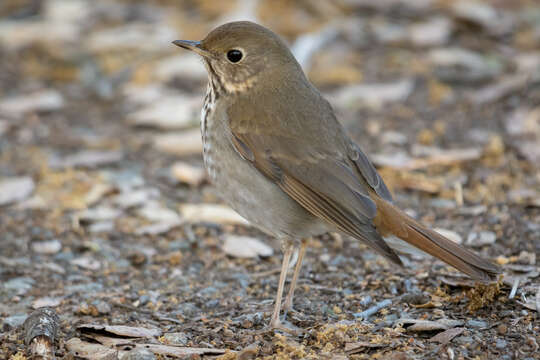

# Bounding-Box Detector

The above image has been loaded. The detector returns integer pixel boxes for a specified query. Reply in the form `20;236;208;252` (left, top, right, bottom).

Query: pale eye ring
227;49;243;63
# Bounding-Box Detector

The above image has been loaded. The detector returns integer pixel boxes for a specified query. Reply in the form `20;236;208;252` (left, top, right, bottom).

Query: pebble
222;235;274;258
50;150;124;169
466;231;496;247
162;332;189;346
88;221;115;233
137;203;181;223
466;319;487;328
78;206;121;223
4;277;35;295
408;17;452;47
113;189;155;209
31;239;62;254
2;313;28;329
71;257;101;271
121;348;156;360
330;78;414;109
0;89;64;115
429;47;502;83
93;299;112;315
495;339;507;350
180;203;248;225
497;324;507;335
154;53;207;81
128;94;200;129
434;228;462;244
0;176;35;206
87;22;176;53
32;296;62;309
153;129;203;156
171;162;206;186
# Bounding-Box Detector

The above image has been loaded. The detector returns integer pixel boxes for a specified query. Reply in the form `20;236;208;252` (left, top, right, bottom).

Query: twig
353;299;393;319
23;307;60;360
113;302;183;325
509;278;520;299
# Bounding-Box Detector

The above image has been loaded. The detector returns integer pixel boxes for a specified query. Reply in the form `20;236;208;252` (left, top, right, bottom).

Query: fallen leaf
397;318;463;332
429;327;465;344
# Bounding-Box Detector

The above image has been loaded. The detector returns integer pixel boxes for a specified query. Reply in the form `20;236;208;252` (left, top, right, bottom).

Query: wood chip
23;307;60;360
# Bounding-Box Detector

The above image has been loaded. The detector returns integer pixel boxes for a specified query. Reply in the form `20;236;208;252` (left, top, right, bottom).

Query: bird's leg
268;244;293;329
282;238;307;321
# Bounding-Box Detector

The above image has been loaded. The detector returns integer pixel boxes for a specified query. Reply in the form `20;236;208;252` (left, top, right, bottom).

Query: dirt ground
0;0;539;359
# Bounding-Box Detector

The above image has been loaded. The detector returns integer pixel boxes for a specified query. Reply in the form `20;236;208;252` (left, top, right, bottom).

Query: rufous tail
371;192;501;281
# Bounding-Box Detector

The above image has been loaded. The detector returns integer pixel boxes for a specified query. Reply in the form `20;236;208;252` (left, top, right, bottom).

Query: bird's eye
227;49;243;63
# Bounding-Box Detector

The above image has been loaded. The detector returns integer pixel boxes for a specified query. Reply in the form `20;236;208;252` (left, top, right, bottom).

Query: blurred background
0;0;539;358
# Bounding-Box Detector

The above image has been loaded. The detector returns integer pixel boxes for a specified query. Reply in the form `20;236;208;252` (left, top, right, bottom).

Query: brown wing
231;132;402;265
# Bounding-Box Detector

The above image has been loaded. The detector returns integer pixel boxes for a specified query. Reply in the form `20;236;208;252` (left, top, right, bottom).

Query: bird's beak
172;40;213;58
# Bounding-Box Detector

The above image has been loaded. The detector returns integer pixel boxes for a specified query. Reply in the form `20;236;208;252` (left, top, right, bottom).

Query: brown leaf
429;327;465;344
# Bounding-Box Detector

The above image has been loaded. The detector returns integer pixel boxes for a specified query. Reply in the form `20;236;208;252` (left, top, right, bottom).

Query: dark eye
227;49;243;63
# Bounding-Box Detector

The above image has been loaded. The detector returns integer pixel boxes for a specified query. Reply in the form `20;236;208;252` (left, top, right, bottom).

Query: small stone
466;319;487;328
4;277;35;295
153;129;203;156
71;257;101;271
137;203;181;223
408;17;452;46
78;206;121;223
155;53;207;81
162;332;189;346
113;189;155;209
31;239;62;254
88;221;115;233
466;231;496;247
2;314;28;329
330;79;414;109
429;47;502;83
128;94;200;130
497;324;507;335
495;339;507;350
222;235;274;258
50;150;124;169
122;348;156;360
180;203;248;225
93;300;112;315
0;177;35;206
0;90;64;115
429;198;456;209
171;162;206;186
32;296;62;309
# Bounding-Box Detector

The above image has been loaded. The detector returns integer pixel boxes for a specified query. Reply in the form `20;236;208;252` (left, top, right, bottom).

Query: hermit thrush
173;21;500;331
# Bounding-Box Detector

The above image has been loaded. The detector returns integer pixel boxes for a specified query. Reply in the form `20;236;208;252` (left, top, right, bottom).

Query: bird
173;21;500;331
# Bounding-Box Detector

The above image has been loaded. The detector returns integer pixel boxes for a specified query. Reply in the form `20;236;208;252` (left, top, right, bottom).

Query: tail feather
372;193;501;281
